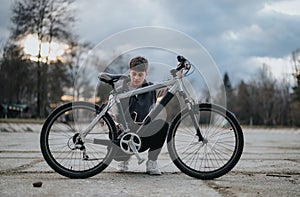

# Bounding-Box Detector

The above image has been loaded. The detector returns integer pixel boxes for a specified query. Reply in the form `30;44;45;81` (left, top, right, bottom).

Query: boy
113;56;168;175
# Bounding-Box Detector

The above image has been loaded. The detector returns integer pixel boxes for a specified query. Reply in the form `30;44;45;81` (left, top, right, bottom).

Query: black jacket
117;80;156;125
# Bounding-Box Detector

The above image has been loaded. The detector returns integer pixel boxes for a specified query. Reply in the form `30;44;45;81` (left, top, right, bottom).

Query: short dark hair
129;56;148;72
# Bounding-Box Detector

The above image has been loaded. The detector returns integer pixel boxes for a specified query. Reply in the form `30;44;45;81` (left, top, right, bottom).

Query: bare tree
275;78;291;125
292;49;300;92
10;0;75;118
255;64;277;125
244;63;293;126
290;49;300;126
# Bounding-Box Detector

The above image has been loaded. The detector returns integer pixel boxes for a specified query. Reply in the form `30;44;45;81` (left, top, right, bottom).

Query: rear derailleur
68;133;89;160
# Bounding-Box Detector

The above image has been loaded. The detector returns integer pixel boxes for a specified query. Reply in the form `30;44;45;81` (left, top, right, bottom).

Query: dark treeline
223;58;300;127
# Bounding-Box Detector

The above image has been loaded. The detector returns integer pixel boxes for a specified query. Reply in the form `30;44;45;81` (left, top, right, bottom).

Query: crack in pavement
0;159;44;174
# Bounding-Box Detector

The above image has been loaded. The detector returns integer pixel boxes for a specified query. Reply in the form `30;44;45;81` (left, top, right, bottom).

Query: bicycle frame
41;55;243;179
81;74;204;142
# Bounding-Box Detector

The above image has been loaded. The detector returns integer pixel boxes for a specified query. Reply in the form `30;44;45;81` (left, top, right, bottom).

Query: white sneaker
146;160;161;175
117;160;129;172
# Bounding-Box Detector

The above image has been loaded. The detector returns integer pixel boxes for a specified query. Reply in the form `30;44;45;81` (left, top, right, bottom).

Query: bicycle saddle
98;72;129;84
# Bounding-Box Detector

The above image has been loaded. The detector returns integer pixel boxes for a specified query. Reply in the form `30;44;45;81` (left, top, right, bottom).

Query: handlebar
176;55;187;71
170;55;191;77
177;55;186;63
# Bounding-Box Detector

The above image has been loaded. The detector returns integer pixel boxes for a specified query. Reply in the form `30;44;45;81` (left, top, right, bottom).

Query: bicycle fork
188;105;206;142
180;91;206;142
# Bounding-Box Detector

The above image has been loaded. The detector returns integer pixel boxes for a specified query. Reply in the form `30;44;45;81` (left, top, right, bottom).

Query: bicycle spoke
168;104;243;179
41;102;115;178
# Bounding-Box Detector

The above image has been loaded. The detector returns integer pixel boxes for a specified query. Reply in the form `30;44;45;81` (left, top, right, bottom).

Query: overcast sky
1;0;300;84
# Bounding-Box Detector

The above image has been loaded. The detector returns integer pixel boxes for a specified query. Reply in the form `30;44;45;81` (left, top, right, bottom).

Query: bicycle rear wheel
40;101;117;178
167;103;244;179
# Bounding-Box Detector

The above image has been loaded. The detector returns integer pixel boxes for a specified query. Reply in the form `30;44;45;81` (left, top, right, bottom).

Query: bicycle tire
167;103;244;179
40;101;117;178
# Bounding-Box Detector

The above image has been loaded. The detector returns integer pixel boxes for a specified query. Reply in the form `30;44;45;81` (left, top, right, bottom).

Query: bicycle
40;56;244;179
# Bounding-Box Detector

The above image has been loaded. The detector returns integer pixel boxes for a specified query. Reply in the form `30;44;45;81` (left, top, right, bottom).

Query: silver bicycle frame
80;76;184;140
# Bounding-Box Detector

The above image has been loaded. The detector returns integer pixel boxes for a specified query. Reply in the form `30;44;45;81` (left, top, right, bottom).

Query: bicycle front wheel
167;103;244;179
40;101;117;178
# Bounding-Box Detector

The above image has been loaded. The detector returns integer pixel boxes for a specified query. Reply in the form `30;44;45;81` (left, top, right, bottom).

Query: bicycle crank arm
128;141;145;164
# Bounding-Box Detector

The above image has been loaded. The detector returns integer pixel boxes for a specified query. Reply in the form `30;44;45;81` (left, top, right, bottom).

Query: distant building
0;104;29;119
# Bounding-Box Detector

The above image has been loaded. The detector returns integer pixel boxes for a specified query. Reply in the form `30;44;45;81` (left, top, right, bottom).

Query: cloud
0;1;12;43
0;0;299;85
259;0;300;16
74;0;174;43
54;0;300;85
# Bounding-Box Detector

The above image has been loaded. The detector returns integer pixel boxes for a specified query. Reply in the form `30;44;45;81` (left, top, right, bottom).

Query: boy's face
129;69;147;88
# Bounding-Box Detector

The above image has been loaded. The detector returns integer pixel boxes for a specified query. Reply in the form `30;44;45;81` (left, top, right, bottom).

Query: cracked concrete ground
0;125;299;196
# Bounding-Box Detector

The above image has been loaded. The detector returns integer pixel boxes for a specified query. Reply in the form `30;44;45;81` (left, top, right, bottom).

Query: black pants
114;119;169;161
138;119;169;160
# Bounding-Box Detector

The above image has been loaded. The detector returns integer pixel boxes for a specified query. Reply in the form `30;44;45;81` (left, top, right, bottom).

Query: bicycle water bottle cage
98;72;129;85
